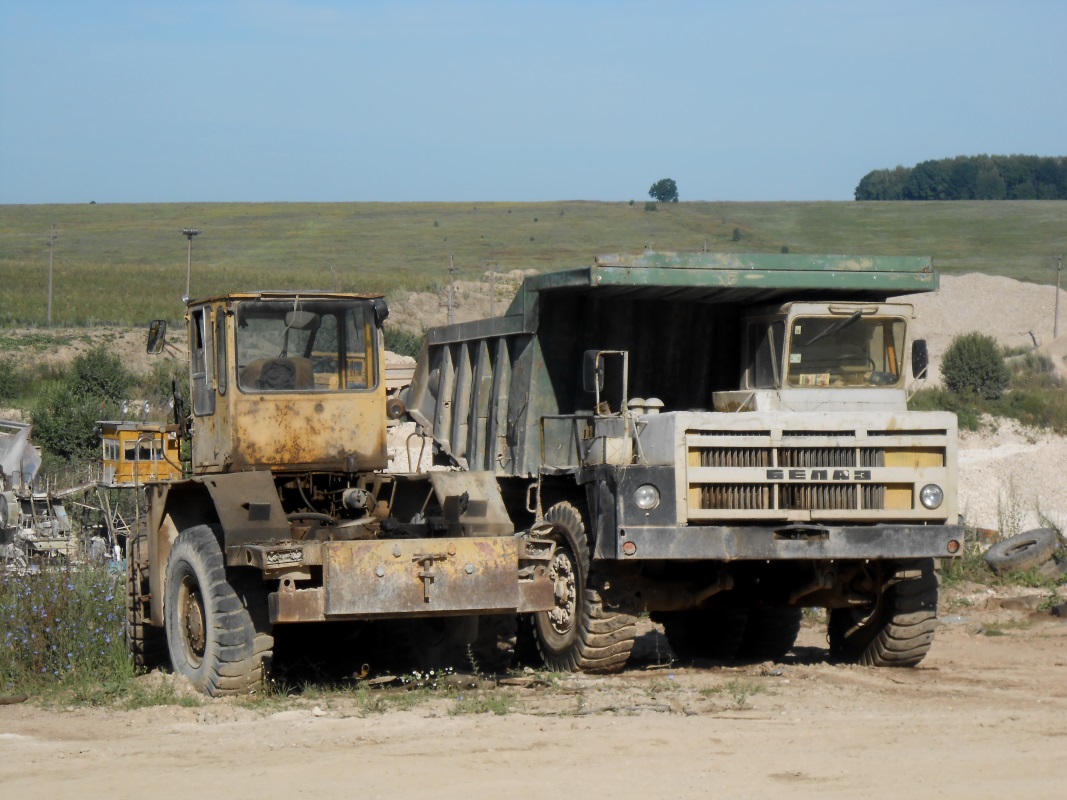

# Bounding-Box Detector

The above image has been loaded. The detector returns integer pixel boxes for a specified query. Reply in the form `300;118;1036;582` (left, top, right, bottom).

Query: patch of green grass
449;689;513;716
724;679;764;710
2;200;1066;327
121;680;204;710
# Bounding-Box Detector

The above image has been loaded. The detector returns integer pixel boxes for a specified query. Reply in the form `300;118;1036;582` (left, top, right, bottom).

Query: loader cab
181;292;391;474
715;301;922;412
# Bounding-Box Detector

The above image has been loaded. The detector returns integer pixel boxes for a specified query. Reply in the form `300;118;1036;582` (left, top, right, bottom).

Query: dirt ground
1;587;1065;799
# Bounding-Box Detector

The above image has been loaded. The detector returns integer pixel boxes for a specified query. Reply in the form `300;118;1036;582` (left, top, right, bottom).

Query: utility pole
1055;256;1063;340
46;224;56;326
447;255;456;326
181;228;202;298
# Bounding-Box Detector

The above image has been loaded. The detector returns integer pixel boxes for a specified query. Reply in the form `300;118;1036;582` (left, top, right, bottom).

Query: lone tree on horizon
648;178;679;203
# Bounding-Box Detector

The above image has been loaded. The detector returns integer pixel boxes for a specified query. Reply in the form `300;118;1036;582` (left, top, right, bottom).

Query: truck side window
749;321;784;388
191;307;216;415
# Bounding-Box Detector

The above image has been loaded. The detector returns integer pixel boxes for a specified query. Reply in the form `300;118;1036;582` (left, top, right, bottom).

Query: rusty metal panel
323;538;520;617
202;470;291;547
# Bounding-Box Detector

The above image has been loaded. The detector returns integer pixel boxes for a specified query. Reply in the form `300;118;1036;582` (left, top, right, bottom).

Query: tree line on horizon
854;155;1067;201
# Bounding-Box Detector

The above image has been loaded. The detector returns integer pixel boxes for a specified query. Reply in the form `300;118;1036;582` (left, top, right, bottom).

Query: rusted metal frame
268;535;556;623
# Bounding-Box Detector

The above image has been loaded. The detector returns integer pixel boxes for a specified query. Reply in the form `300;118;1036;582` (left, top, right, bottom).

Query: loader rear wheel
532;502;637;673
829;559;939;667
164;525;274;695
125;531;167;670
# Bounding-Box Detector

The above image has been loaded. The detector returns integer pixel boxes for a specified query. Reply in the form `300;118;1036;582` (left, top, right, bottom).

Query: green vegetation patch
0;565;132;701
2;200;1066;327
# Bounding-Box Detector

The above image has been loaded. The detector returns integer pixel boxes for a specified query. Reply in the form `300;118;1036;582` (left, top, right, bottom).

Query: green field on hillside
1;200;1065;326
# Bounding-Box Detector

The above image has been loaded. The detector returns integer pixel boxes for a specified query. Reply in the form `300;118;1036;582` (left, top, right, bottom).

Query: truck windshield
786;315;906;388
235;299;377;393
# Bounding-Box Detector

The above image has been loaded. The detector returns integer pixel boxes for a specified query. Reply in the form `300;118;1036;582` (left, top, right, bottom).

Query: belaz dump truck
403;253;964;671
131;292;555;695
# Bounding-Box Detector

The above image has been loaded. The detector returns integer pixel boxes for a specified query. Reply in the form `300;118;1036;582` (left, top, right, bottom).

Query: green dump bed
402;253;937;476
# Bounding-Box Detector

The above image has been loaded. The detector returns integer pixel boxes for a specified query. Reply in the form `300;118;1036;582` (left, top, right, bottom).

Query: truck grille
686;429;947;521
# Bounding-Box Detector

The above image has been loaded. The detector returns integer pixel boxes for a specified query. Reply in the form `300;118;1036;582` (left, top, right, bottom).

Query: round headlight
919;484;944;510
634;484;660;510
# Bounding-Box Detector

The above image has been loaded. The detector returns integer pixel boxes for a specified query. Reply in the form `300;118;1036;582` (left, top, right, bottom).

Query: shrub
384;328;426;359
732;227;742;242
0;358;28;402
644;201;658;212
69;345;131;402
941;332;1010;400
30;383;111;462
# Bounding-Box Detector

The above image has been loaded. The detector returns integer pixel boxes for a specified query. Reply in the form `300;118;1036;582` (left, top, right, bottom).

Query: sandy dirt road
2;596;1066;800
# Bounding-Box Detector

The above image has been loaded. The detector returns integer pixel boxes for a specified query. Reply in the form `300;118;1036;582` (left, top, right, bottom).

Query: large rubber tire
164;525;274;696
398;613;517;674
126;531;168;670
984;528;1060;575
828;559;939;667
736;607;803;661
532;502;637;673
656;608;748;661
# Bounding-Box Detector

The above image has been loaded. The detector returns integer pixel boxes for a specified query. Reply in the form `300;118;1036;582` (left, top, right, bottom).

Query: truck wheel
125;531;168;670
532;502;637;673
657;608;748;661
736;607;802;661
164;525;274;695
828;559;939;667
984;528;1060;575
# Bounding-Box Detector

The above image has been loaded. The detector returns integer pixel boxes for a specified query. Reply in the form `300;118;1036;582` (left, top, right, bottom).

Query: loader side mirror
911;339;929;380
147;320;167;354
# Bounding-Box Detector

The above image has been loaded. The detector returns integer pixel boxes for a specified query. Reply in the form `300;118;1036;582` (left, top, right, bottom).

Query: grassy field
1;200;1065;326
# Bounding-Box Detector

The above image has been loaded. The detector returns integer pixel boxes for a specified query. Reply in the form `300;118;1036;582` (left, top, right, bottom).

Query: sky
0;1;1064;204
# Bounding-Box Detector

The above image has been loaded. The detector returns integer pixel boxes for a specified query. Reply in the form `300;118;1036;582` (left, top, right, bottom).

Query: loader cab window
234;298;378;393
786;315;906;388
190;307;216;415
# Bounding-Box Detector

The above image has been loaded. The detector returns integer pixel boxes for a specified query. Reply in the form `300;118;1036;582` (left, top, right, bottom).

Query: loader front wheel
532;502;637;673
164;525;274;695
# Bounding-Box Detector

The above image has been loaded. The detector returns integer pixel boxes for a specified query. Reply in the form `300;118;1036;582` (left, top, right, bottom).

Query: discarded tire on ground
984;528;1061;575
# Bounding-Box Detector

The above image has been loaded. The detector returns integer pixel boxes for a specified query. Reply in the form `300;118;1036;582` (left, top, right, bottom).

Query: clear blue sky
1;1;1064;204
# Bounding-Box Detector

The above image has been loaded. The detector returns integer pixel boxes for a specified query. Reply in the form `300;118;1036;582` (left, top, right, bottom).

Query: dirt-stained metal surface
322;537;524;617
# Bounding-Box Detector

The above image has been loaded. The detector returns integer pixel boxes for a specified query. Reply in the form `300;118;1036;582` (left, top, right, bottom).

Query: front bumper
612;523;965;561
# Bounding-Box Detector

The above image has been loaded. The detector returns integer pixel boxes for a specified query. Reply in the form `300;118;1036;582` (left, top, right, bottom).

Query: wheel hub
179;577;207;666
547;550;577;634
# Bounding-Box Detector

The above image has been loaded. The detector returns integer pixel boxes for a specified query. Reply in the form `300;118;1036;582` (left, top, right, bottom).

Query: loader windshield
786;315;906;388
234;298;377;392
